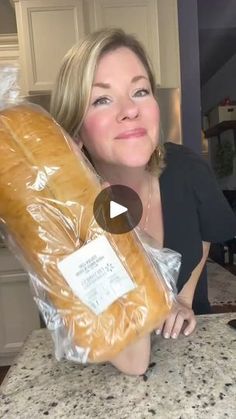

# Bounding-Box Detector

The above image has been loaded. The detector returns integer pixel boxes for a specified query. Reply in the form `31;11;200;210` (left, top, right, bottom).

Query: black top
160;142;236;314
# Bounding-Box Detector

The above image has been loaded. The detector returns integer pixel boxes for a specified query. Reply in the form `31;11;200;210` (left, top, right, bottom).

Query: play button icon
110;201;128;219
93;185;143;234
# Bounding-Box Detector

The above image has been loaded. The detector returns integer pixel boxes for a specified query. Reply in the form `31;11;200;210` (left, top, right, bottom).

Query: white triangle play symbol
110;200;128;219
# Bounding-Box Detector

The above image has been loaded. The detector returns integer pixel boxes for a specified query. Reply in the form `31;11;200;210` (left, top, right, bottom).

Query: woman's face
79;47;160;169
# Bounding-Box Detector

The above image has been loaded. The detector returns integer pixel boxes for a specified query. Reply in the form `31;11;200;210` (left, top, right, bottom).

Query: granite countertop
1;313;236;419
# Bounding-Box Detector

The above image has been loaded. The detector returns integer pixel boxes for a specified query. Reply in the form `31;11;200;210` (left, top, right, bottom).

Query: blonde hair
50;27;165;176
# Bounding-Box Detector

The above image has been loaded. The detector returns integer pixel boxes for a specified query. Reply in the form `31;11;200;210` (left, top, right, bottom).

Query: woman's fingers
155;321;164;335
167;313;183;339
155;301;197;339
182;314;197;336
162;311;179;339
168;308;196;339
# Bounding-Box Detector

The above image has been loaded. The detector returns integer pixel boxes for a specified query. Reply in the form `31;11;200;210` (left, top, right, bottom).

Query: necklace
143;175;152;231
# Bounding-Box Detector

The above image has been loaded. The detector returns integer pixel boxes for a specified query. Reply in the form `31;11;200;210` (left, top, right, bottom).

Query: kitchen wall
198;0;236;114
201;54;236;114
202;55;236;190
197;0;236;189
198;0;236;30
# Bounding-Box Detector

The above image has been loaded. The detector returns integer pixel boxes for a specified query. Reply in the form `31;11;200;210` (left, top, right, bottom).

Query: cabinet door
0;271;40;365
15;0;85;93
87;0;161;85
157;0;180;88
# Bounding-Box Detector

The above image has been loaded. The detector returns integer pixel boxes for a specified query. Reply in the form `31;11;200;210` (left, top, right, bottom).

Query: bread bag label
58;235;136;315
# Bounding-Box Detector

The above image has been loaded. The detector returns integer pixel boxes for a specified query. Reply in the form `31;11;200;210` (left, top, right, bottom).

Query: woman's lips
115;128;147;139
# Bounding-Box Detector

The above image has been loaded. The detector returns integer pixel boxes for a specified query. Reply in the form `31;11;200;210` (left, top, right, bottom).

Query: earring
156;145;162;160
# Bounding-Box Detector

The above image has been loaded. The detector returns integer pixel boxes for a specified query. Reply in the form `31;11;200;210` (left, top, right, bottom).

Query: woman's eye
92;97;110;106
134;88;150;97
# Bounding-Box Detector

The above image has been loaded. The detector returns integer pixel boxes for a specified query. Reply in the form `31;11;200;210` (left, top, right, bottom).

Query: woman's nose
117;97;139;121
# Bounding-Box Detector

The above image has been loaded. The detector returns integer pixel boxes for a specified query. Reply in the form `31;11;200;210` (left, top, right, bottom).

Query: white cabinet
14;0;85;93
85;0;161;85
13;0;180;93
0;248;40;366
84;0;180;88
157;0;180;88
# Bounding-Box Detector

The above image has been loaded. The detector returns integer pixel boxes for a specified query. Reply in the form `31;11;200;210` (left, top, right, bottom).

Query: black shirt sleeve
188;150;236;243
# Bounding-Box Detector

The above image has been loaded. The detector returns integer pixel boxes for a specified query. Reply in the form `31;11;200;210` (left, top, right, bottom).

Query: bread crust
0;104;172;362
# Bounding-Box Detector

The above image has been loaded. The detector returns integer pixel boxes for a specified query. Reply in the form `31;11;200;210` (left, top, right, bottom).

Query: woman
51;28;236;375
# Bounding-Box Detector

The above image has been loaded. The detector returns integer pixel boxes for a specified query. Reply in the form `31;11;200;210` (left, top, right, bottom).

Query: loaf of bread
0;104;172;363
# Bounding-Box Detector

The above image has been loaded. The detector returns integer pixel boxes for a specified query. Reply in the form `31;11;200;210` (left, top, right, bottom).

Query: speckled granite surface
207;260;236;306
0;313;236;419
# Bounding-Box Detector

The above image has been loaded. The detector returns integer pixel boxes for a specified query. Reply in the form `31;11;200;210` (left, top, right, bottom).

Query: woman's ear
67;136;83;159
71;133;92;164
73;133;83;150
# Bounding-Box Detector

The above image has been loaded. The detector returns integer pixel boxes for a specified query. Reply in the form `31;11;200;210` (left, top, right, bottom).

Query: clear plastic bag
0;65;22;110
0;66;180;363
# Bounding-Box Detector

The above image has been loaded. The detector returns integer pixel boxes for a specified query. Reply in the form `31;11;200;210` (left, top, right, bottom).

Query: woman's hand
155;295;197;339
155;241;209;339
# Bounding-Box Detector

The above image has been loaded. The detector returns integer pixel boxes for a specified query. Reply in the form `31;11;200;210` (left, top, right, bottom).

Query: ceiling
197;0;236;86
